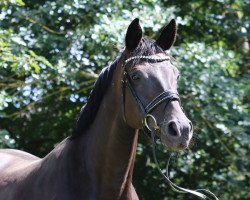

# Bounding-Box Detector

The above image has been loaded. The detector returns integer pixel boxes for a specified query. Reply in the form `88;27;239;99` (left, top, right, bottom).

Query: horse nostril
189;122;193;132
168;122;180;137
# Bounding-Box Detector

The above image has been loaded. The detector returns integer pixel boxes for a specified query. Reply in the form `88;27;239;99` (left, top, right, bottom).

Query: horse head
122;18;193;151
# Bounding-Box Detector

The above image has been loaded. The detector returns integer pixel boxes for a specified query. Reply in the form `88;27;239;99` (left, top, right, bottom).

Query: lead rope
150;130;219;200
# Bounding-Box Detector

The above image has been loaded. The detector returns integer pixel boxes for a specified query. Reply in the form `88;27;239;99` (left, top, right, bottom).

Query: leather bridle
122;55;179;133
121;54;219;200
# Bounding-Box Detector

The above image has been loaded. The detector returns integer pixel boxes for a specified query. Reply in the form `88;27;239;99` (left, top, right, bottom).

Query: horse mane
70;55;121;138
71;38;165;138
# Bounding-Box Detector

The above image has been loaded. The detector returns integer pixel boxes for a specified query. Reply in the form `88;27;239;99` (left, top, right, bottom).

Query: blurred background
0;0;249;199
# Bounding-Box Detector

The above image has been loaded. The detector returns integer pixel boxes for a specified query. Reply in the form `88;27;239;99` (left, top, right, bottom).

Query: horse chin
160;133;191;151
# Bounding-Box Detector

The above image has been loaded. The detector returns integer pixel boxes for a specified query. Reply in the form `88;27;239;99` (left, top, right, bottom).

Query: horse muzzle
144;114;193;151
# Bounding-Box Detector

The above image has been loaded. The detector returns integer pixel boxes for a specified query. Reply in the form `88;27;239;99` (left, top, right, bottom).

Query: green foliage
0;129;15;148
0;0;249;199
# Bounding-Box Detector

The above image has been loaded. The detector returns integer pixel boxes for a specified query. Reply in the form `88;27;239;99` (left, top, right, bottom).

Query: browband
125;55;170;65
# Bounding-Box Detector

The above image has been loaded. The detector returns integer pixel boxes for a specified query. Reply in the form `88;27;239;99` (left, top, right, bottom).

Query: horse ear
125;18;142;51
156;19;177;50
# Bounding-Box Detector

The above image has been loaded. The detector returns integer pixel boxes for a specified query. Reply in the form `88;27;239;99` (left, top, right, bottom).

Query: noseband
122;55;179;133
122;55;219;200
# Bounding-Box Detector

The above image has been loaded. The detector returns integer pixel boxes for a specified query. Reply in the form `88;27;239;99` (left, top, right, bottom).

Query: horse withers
0;19;193;200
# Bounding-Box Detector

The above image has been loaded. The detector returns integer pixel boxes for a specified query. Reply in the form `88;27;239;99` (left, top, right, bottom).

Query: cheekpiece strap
125;55;170;65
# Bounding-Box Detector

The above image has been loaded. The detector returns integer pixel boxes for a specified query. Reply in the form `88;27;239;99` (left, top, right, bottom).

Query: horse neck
37;64;138;199
80;66;139;199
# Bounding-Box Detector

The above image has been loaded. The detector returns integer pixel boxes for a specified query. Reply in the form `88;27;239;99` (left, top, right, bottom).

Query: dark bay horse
0;19;193;200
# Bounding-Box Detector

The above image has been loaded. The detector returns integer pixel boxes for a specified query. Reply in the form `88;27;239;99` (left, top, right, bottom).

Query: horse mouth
159;132;192;151
177;140;189;150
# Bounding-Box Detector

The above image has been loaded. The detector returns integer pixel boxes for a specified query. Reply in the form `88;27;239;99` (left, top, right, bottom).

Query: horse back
0;149;40;200
0;149;39;172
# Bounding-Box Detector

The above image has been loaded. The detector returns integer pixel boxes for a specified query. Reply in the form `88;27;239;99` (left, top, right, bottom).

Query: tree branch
22;16;66;35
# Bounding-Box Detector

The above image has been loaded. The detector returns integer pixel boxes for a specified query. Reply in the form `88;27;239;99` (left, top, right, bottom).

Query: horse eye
177;75;180;80
131;74;140;81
